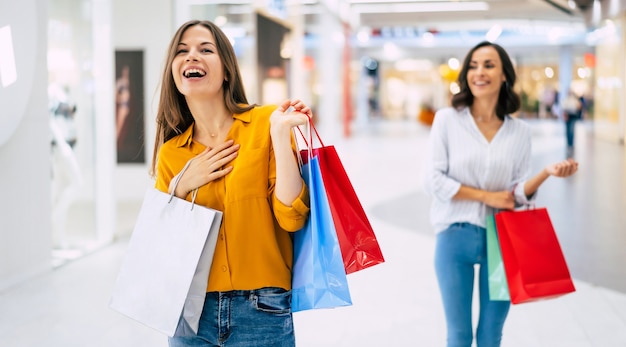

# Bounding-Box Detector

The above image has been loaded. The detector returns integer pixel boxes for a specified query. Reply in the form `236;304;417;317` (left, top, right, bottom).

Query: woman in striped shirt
423;41;578;347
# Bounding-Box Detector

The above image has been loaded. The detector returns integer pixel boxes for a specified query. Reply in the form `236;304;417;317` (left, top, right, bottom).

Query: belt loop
248;290;255;301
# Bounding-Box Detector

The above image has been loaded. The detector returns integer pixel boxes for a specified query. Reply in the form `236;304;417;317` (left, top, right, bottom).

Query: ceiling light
357;29;371;43
214;16;227;26
351;0;426;3
354;1;489;14
485;24;502;42
448;58;460;70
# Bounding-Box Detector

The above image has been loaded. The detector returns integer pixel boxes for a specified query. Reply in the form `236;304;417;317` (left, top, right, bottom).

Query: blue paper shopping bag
291;156;352;312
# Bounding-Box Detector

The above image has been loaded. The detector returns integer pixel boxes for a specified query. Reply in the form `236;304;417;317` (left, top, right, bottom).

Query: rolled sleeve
432;178;462;202
513;181;537;207
272;180;310;232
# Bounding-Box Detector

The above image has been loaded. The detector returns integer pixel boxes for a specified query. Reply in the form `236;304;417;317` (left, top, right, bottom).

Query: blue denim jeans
434;223;510;347
565;114;580;148
168;287;295;347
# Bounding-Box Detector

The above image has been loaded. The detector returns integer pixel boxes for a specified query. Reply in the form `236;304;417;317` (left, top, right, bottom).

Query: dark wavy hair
451;41;520;120
151;20;255;175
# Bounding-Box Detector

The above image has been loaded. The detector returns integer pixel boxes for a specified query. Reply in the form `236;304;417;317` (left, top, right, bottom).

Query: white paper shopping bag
109;185;222;337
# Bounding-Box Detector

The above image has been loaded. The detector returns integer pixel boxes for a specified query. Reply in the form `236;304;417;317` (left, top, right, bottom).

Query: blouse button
221;265;228;272
220;234;224;240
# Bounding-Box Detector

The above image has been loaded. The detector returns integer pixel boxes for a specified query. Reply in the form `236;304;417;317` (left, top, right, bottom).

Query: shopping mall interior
1;0;626;346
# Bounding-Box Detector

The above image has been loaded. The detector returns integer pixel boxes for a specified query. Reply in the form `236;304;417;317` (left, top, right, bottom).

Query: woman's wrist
174;184;191;198
270;123;292;141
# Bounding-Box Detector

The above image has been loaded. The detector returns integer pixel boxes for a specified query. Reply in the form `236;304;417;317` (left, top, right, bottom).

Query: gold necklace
208;117;230;137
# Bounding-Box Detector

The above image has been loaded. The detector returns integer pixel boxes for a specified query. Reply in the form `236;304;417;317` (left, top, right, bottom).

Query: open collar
173;108;253;148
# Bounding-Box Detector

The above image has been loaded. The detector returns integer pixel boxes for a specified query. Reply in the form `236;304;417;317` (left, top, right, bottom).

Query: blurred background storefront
1;0;625;290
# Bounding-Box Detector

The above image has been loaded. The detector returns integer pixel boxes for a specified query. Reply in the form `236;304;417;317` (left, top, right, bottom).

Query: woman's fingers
276;99;293;113
289;99;311;114
204;139;234;156
548;159;578;177
484;190;515;210
205;164;234;181
182;140;239;190
203;142;239;173
210;148;239;171
276;99;312;117
270;102;310;132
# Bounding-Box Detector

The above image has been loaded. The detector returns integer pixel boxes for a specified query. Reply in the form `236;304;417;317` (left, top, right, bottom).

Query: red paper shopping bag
495;208;575;304
297;118;384;274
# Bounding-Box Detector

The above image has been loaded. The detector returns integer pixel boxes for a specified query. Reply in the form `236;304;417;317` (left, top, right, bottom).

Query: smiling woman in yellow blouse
151;19;311;347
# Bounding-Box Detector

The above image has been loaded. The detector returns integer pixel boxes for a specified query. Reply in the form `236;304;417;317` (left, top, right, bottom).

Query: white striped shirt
422;106;535;233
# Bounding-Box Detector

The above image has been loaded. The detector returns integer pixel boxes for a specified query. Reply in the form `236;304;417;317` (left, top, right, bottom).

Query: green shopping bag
486;215;510;301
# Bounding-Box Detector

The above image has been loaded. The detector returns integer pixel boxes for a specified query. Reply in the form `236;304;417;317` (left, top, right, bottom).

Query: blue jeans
434;223;510;347
565;114;580;148
168;287;295;347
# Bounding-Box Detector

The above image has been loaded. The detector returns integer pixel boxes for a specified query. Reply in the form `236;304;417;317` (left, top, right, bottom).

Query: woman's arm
270;100;310;205
523;159;578;197
454;185;515;210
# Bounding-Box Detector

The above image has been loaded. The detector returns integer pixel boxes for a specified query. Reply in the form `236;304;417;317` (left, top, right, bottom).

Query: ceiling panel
352;0;586;30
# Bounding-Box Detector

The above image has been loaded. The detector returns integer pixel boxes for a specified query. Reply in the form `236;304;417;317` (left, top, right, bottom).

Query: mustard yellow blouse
155;105;310;292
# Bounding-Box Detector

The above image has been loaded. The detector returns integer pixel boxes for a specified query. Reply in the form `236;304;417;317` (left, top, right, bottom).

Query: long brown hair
451;41;520;121
151;20;255;175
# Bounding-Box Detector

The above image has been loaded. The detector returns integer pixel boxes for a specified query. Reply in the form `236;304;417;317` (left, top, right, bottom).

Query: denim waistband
207;287;288;298
449;222;485;231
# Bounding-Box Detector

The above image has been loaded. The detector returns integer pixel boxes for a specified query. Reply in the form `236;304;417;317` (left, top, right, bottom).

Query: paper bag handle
168;160;199;209
295;113;324;151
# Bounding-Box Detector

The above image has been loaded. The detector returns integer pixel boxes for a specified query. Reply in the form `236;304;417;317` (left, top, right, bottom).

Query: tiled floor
1;118;625;346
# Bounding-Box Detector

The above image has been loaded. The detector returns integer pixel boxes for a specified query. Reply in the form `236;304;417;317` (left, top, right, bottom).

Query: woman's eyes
175;48;214;55
468;64;495;69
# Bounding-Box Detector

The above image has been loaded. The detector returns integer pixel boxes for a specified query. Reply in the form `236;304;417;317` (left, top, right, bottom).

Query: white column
287;2;305;102
616;12;626;144
0;0;52;290
317;7;342;141
92;0;116;244
558;45;573;107
174;0;191;28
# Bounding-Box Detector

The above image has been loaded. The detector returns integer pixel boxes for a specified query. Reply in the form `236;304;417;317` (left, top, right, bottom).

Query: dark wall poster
255;12;290;104
115;50;145;163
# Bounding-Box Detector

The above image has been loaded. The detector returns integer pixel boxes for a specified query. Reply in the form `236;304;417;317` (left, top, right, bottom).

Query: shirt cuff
437;180;462;201
514;181;536;207
272;182;310;231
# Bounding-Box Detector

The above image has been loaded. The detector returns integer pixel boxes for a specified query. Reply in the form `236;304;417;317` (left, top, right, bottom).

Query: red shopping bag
297;118;384;274
495;208;575;304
